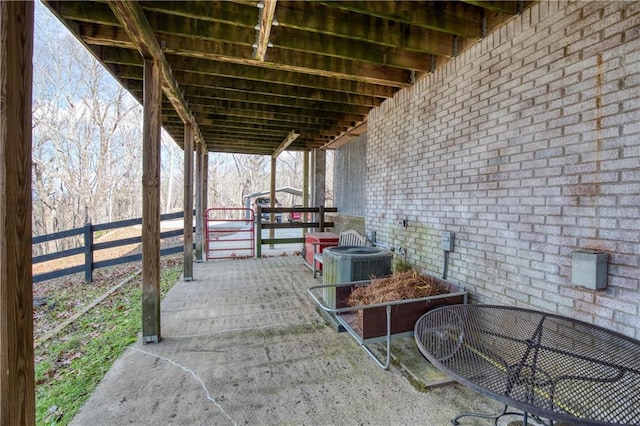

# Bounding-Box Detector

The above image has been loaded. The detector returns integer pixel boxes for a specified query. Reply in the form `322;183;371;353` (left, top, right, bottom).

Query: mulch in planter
347;270;446;307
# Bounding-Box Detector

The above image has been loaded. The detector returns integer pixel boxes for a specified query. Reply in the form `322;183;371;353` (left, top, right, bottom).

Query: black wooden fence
33;211;194;283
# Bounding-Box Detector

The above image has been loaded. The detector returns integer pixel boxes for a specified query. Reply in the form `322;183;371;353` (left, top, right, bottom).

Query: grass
34;257;183;425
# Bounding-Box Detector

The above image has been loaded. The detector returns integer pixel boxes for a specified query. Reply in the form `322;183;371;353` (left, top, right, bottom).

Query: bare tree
32;27;143;225
162;132;184;213
32;4;151;253
231;154;269;203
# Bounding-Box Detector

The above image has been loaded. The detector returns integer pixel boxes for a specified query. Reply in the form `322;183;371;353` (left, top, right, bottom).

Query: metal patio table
414;304;640;426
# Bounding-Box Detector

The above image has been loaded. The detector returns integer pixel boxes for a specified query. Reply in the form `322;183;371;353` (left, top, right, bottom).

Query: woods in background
31;3;326;256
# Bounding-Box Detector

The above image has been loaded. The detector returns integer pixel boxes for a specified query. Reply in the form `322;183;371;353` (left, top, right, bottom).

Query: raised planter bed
335;278;467;340
307;276;467;368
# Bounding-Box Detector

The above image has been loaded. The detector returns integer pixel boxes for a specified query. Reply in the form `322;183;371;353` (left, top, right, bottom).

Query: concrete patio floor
70;255;530;426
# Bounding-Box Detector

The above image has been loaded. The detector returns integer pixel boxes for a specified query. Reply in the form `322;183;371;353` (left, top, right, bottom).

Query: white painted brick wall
366;1;640;339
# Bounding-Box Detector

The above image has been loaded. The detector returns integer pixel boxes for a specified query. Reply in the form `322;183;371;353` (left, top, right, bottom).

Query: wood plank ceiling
43;1;522;156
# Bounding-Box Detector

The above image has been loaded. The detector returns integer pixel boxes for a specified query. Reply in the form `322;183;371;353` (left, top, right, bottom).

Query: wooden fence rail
32;211;194;284
255;206;337;257
34;206;336;282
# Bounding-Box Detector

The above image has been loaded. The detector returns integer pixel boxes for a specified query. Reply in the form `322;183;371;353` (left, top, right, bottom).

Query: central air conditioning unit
322;246;393;309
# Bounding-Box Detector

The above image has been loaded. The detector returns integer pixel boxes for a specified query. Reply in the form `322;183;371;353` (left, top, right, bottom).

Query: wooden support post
319;206;325;232
0;2;36;424
194;143;204;262
202;150;208;220
312;149;326;231
313;149;326;208
303;150;309;233
141;57;162;344
269;156;276;248
183;124;194;281
202;150;208;256
255;205;262;258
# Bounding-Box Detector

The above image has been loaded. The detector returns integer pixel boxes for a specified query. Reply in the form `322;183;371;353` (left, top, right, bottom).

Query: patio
70;256;513;425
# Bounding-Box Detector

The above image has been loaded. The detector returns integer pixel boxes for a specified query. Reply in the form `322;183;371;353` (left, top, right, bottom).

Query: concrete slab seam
132;346;237;426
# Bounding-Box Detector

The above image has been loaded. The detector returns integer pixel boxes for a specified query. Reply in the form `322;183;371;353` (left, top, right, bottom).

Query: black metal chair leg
451;405;545;425
451;404;510;425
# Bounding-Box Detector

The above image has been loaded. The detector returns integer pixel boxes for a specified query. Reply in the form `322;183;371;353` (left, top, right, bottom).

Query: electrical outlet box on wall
571;250;608;290
441;231;454;252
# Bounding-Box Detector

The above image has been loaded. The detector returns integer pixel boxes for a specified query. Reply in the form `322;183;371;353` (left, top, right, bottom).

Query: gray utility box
322;246;393;309
571;250;608;290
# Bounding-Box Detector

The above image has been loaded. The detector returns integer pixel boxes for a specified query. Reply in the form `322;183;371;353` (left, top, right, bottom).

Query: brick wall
366;1;640;339
334;133;366;217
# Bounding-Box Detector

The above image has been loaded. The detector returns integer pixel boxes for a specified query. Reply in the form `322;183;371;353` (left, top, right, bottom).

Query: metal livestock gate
205;208;255;260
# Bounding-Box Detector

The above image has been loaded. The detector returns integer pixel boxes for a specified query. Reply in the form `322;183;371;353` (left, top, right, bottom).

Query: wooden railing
255;206;337;257
32;211;194;283
33;206;337;281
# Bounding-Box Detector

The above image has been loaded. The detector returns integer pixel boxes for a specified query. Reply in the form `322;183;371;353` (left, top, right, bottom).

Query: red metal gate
205;208;254;260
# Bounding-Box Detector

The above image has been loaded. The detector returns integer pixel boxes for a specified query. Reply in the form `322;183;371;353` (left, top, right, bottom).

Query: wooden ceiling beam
178;101;362;126
46;0;118;26
322;119;368;150
180;95;372;116
196;129;330;144
254;0;277;61
97;45;397;98
201;125;333;140
44;0;523;156
160;101;364;126
105;1;205;146
204;144;279;156
260;47;412;87
83;23;411;87
145;10;255;44
322;1;484;39
130;85;369;121
166;55;398;97
274;131;301;158
197;132;328;145
163;108;348;131
57;0;484;50
175;76;383;108
198;137;332;152
163;115;343;138
462;1;519;15
120;68;381;108
80;24;136;49
201;127;300;140
118;67;383;108
269;27;446;70
200;131;285;143
146;11;441;71
153;95;365;123
274;1;454;53
200;135;334;150
141;1;258;26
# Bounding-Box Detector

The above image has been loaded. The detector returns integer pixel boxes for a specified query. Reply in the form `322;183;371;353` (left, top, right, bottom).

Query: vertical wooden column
202;150;208;256
303;150;309;233
269;156;276;247
141;57;162;343
182;124;194;281
194;142;204;262
303;150;310;208
311;149;326;230
202;151;208;216
0;2;35;424
313;149;326;207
